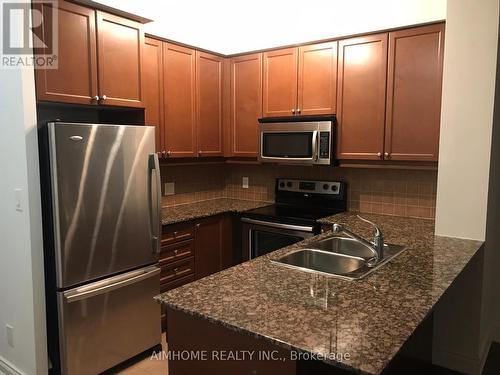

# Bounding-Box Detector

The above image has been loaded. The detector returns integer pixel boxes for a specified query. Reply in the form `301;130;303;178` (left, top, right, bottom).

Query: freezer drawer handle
64;266;160;303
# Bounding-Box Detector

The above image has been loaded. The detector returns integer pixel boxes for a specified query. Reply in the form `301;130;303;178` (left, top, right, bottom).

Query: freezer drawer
58;266;161;375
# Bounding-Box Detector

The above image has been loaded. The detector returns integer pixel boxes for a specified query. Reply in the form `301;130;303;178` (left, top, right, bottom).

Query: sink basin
272;236;406;280
275;249;365;276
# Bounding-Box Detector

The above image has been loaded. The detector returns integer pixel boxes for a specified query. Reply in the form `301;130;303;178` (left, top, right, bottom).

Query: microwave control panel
319;132;330;159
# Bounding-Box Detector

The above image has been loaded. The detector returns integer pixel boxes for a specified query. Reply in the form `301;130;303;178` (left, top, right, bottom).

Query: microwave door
260;131;318;163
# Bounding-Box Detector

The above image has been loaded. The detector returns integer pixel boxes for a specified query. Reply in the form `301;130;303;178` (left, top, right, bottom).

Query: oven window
252;229;304;258
262;132;313;158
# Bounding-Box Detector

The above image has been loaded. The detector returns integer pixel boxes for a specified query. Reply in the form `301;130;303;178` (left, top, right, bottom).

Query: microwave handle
312;131;319;161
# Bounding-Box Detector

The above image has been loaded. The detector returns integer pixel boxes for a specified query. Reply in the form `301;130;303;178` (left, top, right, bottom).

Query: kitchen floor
113;334;168;375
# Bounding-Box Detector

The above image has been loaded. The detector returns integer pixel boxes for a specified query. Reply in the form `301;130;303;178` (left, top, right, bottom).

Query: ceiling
94;0;447;55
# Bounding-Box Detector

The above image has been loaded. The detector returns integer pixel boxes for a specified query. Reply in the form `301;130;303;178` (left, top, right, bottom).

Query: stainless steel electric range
241;178;347;261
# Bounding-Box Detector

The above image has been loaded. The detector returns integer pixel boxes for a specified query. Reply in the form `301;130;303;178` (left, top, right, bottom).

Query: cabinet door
262;48;298;117
337;34;388;160
163;43;197;158
230;53;262;157
143;37;164;153
194;216;222;280
297;42;337;115
34;0;98;105
385;24;444;162
196;52;224;157
96;11;144;107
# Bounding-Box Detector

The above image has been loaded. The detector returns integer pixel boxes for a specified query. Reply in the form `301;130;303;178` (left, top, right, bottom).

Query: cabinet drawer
160;257;194;285
160;239;194;265
161;223;194;246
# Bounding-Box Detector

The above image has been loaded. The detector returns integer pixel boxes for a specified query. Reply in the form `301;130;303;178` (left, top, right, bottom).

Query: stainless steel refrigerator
39;122;161;375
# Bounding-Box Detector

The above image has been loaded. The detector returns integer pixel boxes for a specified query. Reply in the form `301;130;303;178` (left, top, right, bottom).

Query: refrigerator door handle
63;266;160;303
148;153;162;254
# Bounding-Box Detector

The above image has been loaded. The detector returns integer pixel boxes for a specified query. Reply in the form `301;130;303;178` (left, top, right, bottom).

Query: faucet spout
332;216;384;267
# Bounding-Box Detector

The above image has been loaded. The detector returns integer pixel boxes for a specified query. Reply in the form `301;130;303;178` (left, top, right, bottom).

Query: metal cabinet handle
167;150;171;157
198;151;202;156
92;95;99;101
384;152;390;159
173;249;178;255
296;108;301;114
377;152;382;158
292;109;296;114
174;268;179;273
100;95;107;101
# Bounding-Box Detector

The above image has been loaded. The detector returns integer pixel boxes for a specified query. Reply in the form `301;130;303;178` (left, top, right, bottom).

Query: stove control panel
277;179;342;195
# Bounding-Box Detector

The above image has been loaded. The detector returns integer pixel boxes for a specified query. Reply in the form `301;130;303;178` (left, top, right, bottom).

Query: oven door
241;218;316;261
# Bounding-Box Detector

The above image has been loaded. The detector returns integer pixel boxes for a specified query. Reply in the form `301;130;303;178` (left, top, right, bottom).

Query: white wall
434;0;499;240
433;0;500;373
0;3;47;374
94;0;446;54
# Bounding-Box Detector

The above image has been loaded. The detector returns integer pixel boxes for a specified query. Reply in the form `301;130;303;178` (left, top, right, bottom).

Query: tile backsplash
161;164;437;220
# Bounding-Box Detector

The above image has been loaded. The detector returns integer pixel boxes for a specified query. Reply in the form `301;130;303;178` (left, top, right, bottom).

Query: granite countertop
156;212;484;374
161;198;271;225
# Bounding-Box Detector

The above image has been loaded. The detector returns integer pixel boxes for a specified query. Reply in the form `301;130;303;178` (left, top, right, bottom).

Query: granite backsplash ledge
160;164;437;220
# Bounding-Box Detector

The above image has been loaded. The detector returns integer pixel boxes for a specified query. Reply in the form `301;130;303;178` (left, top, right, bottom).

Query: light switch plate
6;325;14;348
242;177;249;189
164;183;175;196
14;188;23;212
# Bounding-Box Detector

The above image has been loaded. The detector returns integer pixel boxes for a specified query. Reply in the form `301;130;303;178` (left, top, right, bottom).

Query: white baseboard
433;348;484;375
0;358;22;375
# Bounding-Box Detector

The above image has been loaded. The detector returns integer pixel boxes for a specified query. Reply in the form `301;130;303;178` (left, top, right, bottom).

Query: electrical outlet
6;325;14;348
242;177;249;189
164;182;175;196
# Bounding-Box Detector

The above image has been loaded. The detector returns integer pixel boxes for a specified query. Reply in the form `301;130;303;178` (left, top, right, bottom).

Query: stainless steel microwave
258;119;334;165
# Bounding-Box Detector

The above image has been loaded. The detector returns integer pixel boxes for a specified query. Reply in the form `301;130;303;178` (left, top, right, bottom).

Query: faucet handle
356;215;382;237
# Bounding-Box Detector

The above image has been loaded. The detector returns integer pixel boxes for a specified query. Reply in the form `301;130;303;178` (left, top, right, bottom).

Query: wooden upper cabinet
336;34;388;160
34;0;98;105
262;48;298;117
163;43;196;158
143;37;164;152
297;42;337;115
196;51;224;157
96;11;144;107
385;24;444;162
230;53;262;157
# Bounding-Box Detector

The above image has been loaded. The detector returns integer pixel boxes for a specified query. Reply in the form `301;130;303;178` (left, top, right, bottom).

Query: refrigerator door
58;265;161;375
48;122;161;289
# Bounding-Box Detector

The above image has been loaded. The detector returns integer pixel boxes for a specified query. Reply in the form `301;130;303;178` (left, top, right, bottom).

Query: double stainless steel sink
272;236;406;280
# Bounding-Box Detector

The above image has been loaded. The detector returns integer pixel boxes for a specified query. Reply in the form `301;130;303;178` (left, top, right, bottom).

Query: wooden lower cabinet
194;215;234;279
161;214;235;330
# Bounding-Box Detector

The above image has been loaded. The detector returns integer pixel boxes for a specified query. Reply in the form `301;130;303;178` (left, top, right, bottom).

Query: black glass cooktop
242;204;343;226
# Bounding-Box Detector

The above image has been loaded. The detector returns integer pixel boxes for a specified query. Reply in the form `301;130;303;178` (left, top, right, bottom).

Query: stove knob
286;182;292;188
331;185;338;192
323;184;329;190
279;182;285;188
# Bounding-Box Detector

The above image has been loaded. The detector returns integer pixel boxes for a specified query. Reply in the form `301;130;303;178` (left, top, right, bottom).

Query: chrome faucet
332;215;384;267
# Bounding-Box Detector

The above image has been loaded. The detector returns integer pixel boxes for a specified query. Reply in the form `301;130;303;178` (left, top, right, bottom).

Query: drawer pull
174;268;179;273
174;249;178;255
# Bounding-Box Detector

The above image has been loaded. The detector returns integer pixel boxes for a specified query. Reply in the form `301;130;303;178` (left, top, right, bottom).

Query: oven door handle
241;218;315;233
